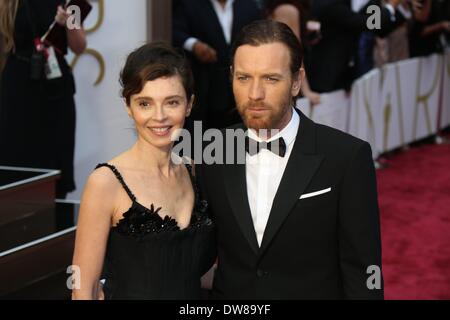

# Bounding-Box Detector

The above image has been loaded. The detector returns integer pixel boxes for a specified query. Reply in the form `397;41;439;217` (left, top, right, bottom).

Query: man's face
232;42;302;132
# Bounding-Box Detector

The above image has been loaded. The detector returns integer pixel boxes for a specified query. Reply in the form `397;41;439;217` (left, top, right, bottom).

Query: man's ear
291;68;305;97
186;94;195;117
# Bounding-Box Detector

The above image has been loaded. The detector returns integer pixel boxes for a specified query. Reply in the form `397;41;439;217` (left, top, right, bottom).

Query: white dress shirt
183;0;235;51
246;109;300;246
351;0;370;12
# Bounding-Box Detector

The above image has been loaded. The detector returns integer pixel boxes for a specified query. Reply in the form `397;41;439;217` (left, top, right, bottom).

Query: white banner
440;50;450;129
67;0;147;200
298;90;349;133
411;54;442;142
349;69;381;159
378;58;418;153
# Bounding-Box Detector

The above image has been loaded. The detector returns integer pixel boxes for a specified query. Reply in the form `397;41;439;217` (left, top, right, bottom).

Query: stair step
0;166;60;227
0;200;79;297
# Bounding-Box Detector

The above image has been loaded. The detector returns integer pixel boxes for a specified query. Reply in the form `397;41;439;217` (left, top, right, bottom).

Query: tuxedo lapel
223;162;259;254
222;123;259;254
259;110;324;254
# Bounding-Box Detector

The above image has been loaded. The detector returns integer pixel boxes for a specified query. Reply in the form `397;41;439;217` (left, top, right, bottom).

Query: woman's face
127;75;192;150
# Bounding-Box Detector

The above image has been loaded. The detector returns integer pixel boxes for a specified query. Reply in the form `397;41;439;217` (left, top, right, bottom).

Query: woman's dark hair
230;19;303;76
120;41;194;106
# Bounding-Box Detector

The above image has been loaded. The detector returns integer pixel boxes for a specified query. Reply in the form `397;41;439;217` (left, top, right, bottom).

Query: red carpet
377;138;450;299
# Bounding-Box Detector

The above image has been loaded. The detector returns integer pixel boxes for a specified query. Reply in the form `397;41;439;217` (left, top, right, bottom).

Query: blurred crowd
172;0;450;129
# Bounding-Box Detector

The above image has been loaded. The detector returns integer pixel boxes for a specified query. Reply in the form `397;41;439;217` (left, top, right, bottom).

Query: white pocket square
299;187;331;200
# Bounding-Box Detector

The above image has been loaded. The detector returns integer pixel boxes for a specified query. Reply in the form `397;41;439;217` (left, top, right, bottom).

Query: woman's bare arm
55;5;87;55
71;168;118;300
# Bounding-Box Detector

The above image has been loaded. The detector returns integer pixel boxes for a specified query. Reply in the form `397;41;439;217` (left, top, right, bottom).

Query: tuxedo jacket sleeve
172;0;193;49
338;141;383;299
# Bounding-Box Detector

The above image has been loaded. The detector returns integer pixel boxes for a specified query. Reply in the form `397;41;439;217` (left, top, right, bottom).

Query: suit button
257;269;265;277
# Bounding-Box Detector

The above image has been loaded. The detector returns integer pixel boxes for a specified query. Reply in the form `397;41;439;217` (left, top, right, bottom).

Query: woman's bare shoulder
85;165;120;197
85;151;132;195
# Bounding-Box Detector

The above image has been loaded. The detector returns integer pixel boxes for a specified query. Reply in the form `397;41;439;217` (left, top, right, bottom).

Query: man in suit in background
172;0;261;130
197;20;384;299
308;0;404;92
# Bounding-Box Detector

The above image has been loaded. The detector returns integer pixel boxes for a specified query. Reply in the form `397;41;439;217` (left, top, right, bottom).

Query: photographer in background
0;0;87;198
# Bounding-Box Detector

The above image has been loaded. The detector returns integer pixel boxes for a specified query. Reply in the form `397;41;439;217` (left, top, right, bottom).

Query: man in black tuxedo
197;20;383;299
172;0;261;129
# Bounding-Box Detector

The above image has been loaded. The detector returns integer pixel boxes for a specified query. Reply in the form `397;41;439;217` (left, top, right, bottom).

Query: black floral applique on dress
95;163;216;300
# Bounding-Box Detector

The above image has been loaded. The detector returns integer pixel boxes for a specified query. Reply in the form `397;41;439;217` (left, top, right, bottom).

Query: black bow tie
245;136;287;157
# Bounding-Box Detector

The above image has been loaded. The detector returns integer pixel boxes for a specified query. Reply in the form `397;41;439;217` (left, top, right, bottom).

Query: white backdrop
349;69;381;159
67;0;147;200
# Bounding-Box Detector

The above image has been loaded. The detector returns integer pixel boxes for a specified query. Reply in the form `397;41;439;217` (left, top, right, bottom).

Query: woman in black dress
0;0;86;197
71;42;216;300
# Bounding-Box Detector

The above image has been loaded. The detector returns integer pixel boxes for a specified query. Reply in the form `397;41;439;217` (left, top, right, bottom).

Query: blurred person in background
172;0;261;130
307;0;405;93
373;0;413;67
0;0;87;198
409;0;450;57
265;0;322;106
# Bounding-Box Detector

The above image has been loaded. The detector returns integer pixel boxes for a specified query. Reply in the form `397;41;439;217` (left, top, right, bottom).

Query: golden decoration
70;48;105;85
363;77;376;144
395;65;406;146
84;0;104;34
70;0;105;86
412;56;442;138
383;93;392;151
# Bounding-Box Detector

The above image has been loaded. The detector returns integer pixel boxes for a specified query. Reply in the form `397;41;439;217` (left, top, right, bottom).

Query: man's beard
237;97;292;131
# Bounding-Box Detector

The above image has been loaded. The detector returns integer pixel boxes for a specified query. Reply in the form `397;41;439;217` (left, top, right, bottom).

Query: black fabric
409;0;450;58
0;0;76;194
96;163;217;300
308;0;403;92
197;109;383;299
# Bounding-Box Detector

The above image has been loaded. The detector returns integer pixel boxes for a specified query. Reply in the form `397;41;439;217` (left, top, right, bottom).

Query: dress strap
95;163;137;202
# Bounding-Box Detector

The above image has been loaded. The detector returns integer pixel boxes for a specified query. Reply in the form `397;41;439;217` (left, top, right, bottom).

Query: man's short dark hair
230;19;304;75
